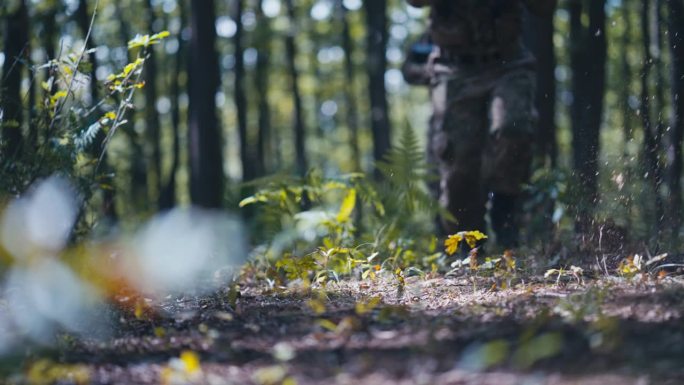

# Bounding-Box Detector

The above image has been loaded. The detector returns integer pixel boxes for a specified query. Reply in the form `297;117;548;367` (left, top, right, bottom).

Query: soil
4;266;684;385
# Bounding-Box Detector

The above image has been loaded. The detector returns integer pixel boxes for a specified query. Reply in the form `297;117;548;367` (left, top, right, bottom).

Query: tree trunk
1;0;28;158
654;0;667;151
75;0;99;105
254;0;272;177
112;2;147;213
619;1;634;154
617;0;635;231
364;0;391;177
534;6;557;167
40;3;58;138
339;0;361;172
284;0;308;177
666;0;684;242
143;0;162;205
159;2;186;210
234;0;253;183
188;0;224;209
76;0;117;221
569;0;606;232
640;0;665;233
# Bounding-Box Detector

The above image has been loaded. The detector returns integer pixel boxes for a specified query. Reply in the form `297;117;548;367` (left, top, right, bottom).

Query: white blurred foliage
0;309;12;355
0;176;79;260
0;176;247;354
3;259;103;344
128;208;247;295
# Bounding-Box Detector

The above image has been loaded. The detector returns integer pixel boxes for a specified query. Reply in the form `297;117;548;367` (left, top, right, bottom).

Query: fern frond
74;120;102;151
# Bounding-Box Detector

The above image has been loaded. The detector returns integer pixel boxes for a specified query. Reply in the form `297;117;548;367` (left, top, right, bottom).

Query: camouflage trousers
428;64;537;236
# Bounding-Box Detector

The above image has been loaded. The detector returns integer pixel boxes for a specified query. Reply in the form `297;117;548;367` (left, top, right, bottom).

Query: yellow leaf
180;350;201;374
50;90;68;103
307;299;326;315
464;230;488;248
153;31;171;40
336;188;356;223
239;195;267;207
355;296;381;315
317;318;338;332
134;300;144;319
444;233;463;255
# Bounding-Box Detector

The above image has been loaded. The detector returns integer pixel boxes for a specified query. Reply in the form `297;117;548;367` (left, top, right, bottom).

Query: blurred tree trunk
569;0;606;232
113;2;147;213
188;0;224;208
159;2;186;210
284;0;308;177
42;5;57;64
524;6;557;168
76;0;117;221
654;0;667;150
39;2;58;123
143;0;162;205
666;0;684;242
307;18;323;142
75;0;99;105
617;0;635;230
640;0;665;232
1;0;28;158
254;0;272;176
339;0;361;172
234;0;254;183
619;1;634;155
364;0;391;177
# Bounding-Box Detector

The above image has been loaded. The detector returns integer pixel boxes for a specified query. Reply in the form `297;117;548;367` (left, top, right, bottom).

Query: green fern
375;125;440;220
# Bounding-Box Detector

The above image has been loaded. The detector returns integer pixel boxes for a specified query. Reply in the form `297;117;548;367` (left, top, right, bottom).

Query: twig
46;0;100;136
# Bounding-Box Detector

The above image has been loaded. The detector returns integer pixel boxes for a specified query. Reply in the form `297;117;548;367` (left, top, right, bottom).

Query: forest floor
5;257;684;385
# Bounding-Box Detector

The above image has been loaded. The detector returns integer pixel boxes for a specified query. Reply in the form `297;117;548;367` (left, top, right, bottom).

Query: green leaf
336;188;356;223
239;194;267;207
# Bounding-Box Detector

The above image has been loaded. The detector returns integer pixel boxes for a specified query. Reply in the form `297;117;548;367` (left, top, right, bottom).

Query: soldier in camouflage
404;0;556;248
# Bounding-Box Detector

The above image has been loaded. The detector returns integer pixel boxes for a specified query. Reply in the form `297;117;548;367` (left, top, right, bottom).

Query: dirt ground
5;265;684;385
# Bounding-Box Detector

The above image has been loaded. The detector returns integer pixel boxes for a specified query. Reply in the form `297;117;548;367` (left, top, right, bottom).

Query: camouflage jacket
407;0;556;56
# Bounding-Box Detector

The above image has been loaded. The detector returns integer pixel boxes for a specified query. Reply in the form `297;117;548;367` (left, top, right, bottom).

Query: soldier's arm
407;0;430;7
524;0;557;16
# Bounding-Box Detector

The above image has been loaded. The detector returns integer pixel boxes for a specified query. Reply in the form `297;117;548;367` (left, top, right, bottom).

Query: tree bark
640;0;665;233
75;0;99;105
1;0;28;157
339;0;361;172
254;0;272;177
619;1;634;153
524;6;557;168
364;0;391;177
536;7;557;167
143;0;162;204
159;2;186;210
112;2;147;213
666;0;684;241
188;0;224;208
234;0;253;183
284;0;308;177
569;0;606;231
76;0;117;221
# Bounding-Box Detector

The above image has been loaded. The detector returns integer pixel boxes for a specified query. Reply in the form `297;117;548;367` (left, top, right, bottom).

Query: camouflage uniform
405;0;555;246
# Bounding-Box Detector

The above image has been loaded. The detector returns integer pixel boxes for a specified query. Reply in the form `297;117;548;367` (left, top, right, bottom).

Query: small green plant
241;126;447;285
0;30;169;229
